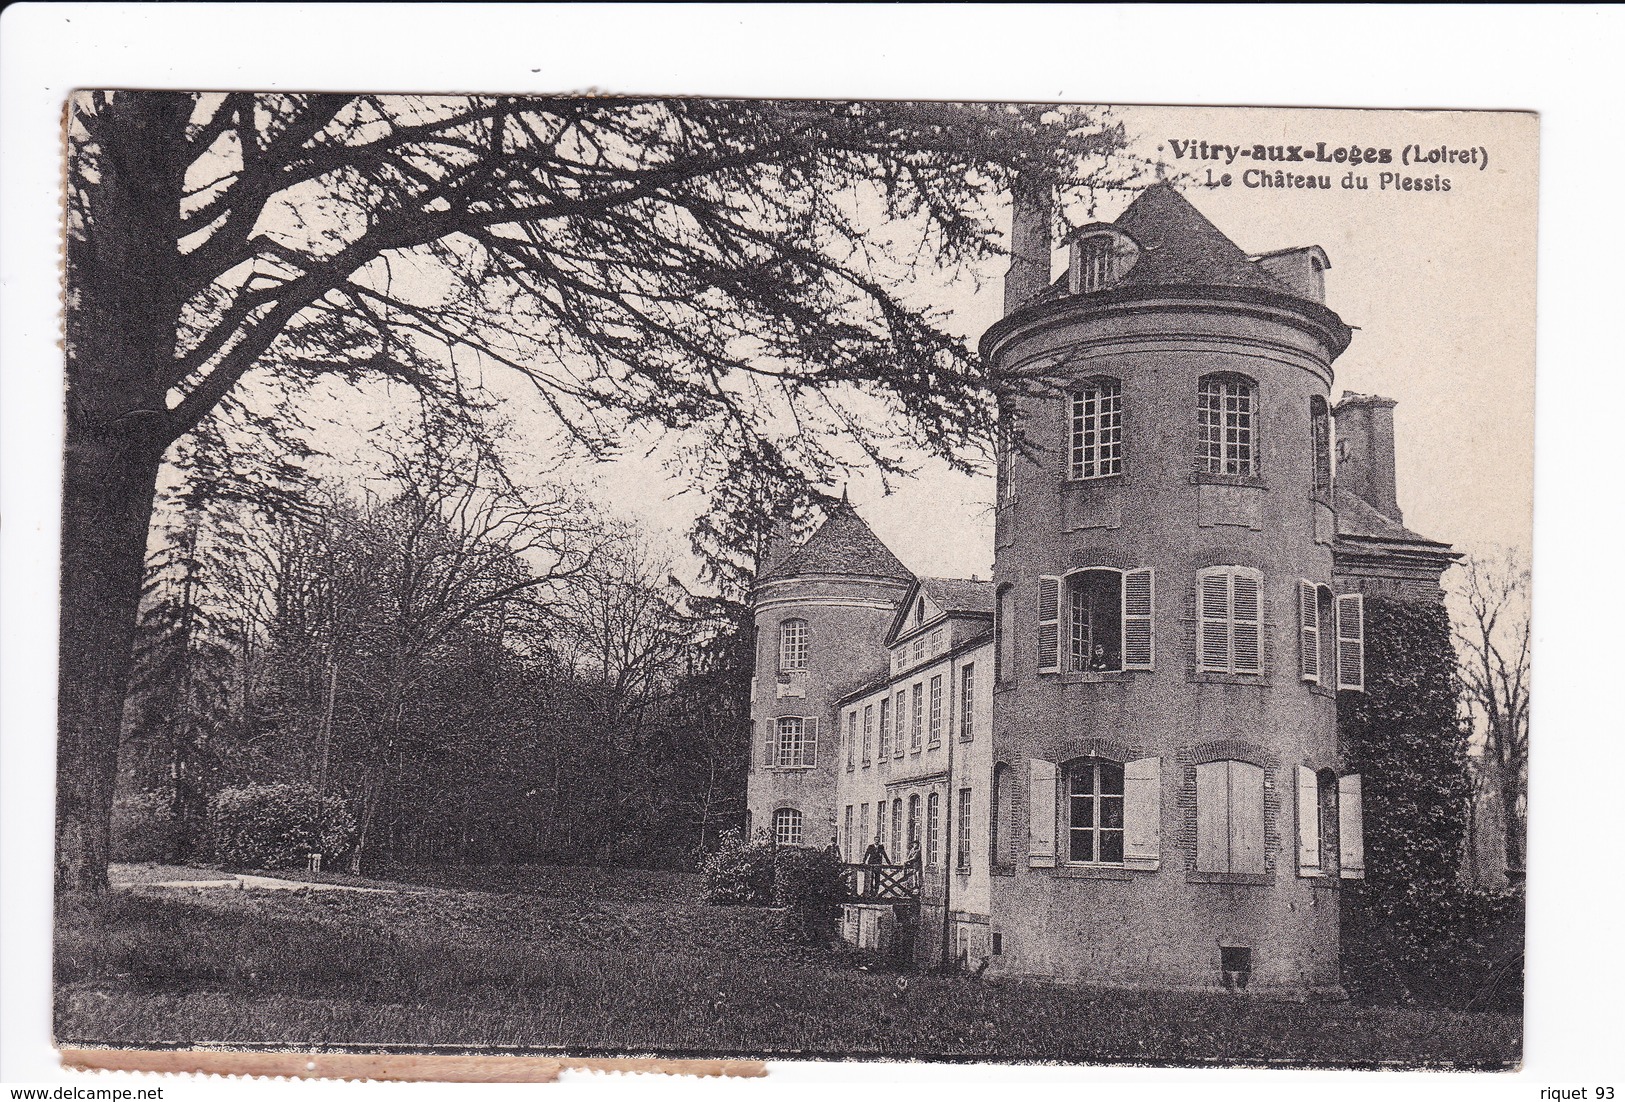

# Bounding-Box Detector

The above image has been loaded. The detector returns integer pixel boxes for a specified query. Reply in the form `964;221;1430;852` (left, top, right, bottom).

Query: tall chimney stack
1004;175;1054;316
1333;392;1403;522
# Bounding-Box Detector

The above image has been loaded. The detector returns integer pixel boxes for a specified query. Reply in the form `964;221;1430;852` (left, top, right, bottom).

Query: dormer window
1067;228;1139;294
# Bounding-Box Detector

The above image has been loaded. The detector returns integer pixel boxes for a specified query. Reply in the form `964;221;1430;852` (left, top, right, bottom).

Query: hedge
112;789;178;864
209;782;357;870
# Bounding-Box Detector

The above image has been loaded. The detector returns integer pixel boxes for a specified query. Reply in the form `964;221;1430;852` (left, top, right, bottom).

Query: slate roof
1114;183;1291;293
758;499;914;582
917;576;995;616
1333;485;1449;547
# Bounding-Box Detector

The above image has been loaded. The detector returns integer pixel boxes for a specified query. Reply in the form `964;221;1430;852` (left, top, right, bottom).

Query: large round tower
982;184;1360;997
745;500;914;849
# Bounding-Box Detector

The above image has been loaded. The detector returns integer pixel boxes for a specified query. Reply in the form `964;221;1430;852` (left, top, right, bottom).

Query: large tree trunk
57;93;190;893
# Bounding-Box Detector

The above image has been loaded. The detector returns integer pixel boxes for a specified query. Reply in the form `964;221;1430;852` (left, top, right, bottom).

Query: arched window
991;762;1015;868
1310;395;1332;496
1197;374;1258;477
1069;377;1124;480
907;794;921;853
778;618;808;671
926;792;941;867
773;807;803;847
1065;758;1125;865
995;584;1015;683
1068;229;1140;293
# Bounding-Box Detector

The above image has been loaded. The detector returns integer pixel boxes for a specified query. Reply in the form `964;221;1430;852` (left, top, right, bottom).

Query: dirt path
109;863;394;893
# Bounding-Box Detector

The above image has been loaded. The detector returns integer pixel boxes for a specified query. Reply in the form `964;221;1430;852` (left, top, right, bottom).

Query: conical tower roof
1113;182;1289;293
758;498;913;583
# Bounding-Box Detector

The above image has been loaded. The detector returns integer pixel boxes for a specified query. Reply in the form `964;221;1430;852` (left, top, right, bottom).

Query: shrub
772;844;844;944
699;827;775;904
209;782;356;871
111;789;178;863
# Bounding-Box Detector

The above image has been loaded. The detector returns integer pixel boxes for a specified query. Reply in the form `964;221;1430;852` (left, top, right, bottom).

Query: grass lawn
56;864;1520;1068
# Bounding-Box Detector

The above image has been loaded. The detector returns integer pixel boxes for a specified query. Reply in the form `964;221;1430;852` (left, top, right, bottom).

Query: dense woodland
115;414;751;872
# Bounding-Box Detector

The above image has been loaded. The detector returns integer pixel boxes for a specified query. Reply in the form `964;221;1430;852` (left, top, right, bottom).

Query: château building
744;183;1456;996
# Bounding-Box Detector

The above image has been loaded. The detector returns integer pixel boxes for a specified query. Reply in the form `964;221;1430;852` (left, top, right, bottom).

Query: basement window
1220;946;1252;991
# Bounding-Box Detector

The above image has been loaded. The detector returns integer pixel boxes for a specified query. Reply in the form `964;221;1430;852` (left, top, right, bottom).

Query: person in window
1088;643;1112;671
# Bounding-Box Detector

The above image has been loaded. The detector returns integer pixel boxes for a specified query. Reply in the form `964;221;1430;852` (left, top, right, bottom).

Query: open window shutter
1338;773;1365;878
1036;576;1061;673
1228;761;1266;874
805;717;818;768
1336;594;1365;691
1027;758;1056;867
1198;572;1231;672
1122;568;1155;670
1231;573;1262;674
761;721;774;768
1296;765;1322;876
1298;581;1321;683
1123;756;1161;869
1193;760;1229;872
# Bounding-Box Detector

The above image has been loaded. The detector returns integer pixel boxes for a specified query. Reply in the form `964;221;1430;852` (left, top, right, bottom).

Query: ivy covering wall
1339;596;1522;1009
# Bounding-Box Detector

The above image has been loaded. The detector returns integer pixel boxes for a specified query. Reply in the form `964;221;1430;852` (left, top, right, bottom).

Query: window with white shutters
1197;567;1263;675
1298;581;1321;683
1296;765;1321;877
1123;756;1162;870
1037;575;1062;673
1027;758;1057;867
1194;760;1266;874
1336;593;1365;691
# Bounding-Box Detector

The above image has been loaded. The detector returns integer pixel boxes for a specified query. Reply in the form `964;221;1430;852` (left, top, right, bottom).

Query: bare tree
59;92;1131;890
1452;552;1530;879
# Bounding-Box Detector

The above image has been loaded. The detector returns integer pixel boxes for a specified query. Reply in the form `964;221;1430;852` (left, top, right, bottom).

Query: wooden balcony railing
838;862;920;903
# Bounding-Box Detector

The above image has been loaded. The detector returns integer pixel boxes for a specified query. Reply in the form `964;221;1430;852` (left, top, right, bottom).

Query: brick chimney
1004;175;1054;316
1333;392;1403;522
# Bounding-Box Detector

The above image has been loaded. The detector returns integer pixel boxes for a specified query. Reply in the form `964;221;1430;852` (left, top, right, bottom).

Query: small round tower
745;499;914;848
981;183;1357;996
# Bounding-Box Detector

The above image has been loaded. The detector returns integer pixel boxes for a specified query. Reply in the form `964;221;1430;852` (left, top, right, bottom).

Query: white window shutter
1197;571;1230;672
1122;568;1155;670
1123;756;1161;869
1193;760;1229;872
1338;773;1365;878
1336;593;1365;691
1027;758;1056;867
1231;572;1262;674
1228;761;1266;874
1296;765;1322;876
1036;576;1061;673
805;717;818;768
1299;581;1321;683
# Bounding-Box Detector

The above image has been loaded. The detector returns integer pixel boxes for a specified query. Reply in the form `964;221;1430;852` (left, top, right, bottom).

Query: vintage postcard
52;95;1534;1073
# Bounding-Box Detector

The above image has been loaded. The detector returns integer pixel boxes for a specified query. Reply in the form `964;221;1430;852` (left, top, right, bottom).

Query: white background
3;4;1622;1097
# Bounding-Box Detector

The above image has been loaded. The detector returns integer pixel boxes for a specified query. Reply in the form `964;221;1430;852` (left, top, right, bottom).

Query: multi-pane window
928;676;943;745
957;788;973;872
1069;569;1123;672
1197;567;1263;675
1310;396;1332;497
778;618;808;670
930;628;944;654
998;424;1018;507
859;803;870;852
913;637;925;662
926;792;941;867
846;711;855;770
1066;759;1126;864
894;691;907;757
775;716;814;768
1197;375;1258;476
907;795;920;853
878;698;891;759
891;801;904;857
959;664;975;740
876;799;888;853
1069;379;1124;480
773;807;803;847
843;805;854;861
862;705;874;766
911;684;924;750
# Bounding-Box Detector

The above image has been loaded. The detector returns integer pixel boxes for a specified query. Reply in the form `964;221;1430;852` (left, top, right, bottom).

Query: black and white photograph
5;5;1618;1091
